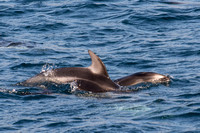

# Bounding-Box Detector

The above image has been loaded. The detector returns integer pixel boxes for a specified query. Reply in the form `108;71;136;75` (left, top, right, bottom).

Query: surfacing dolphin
19;50;170;93
19;50;119;93
114;72;170;86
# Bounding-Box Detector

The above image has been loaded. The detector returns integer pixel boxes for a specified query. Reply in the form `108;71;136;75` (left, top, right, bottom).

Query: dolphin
19;50;119;93
114;72;170;86
19;50;170;93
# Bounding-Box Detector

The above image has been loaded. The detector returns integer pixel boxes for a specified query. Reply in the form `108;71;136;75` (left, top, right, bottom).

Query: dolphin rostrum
19;50;170;93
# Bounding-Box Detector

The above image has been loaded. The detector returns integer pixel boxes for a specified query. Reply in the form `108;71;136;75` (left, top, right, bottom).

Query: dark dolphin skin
19;50;170;93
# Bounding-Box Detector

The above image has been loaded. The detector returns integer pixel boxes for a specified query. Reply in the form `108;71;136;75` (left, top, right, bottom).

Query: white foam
41;63;57;73
70;81;78;92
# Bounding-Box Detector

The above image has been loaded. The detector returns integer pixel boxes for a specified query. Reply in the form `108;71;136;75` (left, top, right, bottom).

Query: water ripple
1;0;200;132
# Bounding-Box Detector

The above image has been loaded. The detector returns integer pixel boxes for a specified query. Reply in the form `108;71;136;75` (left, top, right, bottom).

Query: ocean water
0;0;200;132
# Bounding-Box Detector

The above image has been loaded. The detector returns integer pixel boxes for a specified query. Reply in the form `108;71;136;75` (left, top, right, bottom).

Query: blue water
1;0;200;132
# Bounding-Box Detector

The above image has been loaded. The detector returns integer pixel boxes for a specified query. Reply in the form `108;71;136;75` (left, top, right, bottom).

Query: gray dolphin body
19;50;170;93
20;50;119;93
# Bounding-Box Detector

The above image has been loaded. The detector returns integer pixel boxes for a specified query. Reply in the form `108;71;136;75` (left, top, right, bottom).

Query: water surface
0;0;200;132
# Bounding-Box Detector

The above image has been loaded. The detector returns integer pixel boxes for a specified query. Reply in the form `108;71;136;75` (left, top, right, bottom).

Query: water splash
41;63;57;73
116;83;156;93
0;88;17;94
70;81;78;93
41;63;57;77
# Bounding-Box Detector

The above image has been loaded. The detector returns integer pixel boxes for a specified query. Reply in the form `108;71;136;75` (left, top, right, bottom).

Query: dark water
1;0;200;132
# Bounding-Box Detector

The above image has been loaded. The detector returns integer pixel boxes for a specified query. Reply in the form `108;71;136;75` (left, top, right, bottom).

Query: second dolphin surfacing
115;72;170;86
19;50;170;93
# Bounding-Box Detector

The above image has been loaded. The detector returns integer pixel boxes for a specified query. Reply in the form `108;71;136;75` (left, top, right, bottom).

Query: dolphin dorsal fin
88;50;110;79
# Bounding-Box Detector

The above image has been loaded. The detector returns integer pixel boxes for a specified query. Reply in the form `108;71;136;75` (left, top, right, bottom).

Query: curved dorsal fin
88;50;110;79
